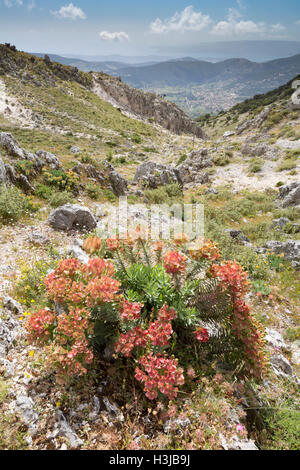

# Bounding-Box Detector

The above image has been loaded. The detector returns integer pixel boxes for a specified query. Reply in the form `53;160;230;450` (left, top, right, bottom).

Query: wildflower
163;251;187;274
120;300;143;321
195;328;209;344
86;276;120;305
187;366;196;379
106;237;121;251
83;236;102;254
135;353;185;401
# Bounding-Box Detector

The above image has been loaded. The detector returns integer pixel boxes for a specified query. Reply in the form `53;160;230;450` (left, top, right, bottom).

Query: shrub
0;185;33;223
131;134;142;144
248;158;264;173
35;184;53;200
48;191;74;208
86;183;101;200
15;160;35;177
213;153;230;166
144;184;182;204
26;233;267;397
43;169;79;191
276;159;297;172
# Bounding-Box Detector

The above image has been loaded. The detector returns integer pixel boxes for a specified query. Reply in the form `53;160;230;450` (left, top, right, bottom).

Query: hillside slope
0;47;299;452
0;44;204;139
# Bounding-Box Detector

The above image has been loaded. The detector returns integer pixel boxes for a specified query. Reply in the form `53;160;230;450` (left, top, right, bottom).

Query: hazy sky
0;0;300;56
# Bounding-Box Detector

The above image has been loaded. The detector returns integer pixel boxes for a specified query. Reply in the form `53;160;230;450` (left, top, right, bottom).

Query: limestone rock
277;182;300;208
48;204;97;231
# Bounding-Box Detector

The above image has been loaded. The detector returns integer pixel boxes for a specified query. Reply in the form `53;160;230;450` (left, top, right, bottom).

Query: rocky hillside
0;47;299;451
0;44;204;139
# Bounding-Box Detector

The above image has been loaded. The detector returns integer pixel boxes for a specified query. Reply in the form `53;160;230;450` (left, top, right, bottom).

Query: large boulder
277;182;300;208
48;204;97;231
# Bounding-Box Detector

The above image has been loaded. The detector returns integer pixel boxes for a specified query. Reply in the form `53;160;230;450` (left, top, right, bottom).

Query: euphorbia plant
26;230;267;398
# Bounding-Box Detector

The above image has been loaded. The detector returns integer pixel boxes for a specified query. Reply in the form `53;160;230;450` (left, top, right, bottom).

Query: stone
36;150;61;169
221;434;259;451
0;132;24;159
223;131;235;138
3;295;23;314
28;231;50;246
265;328;287;350
70;146;81;154
103;397;124;422
270;354;293;377
272;217;291;229
4;164;17;184
104;161;128;196
236;107;270;135
15;394;39;436
291;342;300;366
53;410;83;449
164;417;191;434
66;244;89;264
277;182;300;208
225;229;250;243
48;204;97;231
264;240;300;264
18;174;35;193
0;151;6;183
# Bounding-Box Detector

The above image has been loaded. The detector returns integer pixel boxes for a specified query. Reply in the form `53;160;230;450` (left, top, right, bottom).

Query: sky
0;0;300;58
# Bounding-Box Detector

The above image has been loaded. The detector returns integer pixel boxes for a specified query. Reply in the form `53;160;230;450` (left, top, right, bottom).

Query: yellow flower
56;401;61;408
29;350;35;357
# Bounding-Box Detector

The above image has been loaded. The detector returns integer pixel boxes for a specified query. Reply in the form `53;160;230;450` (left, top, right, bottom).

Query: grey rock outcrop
36;150;60;169
134;161;178;189
277;182;300;208
15;394;39;436
0;151;6;183
52;410;83;449
270;354;293;377
93;75;206;139
176;148;213;186
70;146;81;154
241;142;279;160
104;161;128;196
236;107;270;135
48;204;97;231
0;132;24;159
264;240;300;266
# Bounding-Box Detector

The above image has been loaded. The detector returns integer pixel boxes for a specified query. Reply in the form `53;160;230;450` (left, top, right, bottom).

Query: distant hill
114;55;300;88
31;51;300;116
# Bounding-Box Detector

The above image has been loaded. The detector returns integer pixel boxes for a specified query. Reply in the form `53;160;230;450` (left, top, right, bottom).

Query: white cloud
27;0;35;11
99;31;129;42
3;0;23;7
211;7;266;37
271;23;286;32
150;5;212;34
51;3;86;20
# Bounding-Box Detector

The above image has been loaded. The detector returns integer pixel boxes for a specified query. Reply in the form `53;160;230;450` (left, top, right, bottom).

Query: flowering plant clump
135;353;185;400
211;261;267;379
163;251;187;274
26;231;267;398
